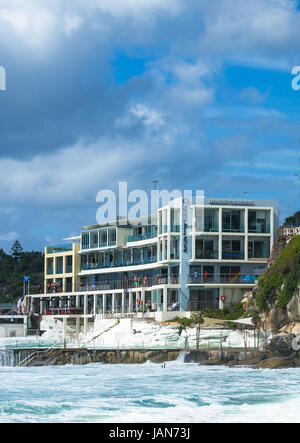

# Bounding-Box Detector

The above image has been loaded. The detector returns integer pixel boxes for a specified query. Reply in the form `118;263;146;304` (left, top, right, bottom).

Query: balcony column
93;294;97;316
121;290;125;314
83;294;88;335
112;293;115;313
63;317;67;340
245;208;249;261
103;293;107;314
75;295;80;309
40;298;44;315
76;317;80;337
219;288;224;310
163;287;168;312
129;291;133;313
218;234;222;261
83;294;87;315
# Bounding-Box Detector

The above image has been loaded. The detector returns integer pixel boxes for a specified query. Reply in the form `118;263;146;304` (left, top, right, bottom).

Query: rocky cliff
244;228;300;333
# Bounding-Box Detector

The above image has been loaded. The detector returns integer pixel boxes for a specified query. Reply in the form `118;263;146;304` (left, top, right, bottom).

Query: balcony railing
29;275;181;296
82;256;158;271
188;273;257;285
222;227;244;233
222;251;245;260
248;223;270;234
195;250;219;260
47;244;73;254
128;232;157;242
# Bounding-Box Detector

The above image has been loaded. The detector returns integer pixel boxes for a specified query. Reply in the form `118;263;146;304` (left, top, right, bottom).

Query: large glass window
204;209;219;232
248;237;270;259
56;257;63;274
81;232;90;250
170;237;180;260
91;231;99;249
222;239;244;260
66;256;72;274
108;229;116;246
100;230;108;247
196;238;218;259
222;210;244;233
248;210;270;233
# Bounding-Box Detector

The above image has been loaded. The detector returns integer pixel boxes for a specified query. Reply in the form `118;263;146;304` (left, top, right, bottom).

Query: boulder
267;334;296;356
254;357;299;369
279;322;300;335
287;295;300;322
268;306;289;332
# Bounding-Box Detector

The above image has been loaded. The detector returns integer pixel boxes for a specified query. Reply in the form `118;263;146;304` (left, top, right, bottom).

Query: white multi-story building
25;197;279;331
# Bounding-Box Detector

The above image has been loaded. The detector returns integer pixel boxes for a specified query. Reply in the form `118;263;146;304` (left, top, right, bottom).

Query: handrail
17;346;55;367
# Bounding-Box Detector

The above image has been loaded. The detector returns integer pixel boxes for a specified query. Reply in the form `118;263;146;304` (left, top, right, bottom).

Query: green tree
10;240;24;261
284;210;300;226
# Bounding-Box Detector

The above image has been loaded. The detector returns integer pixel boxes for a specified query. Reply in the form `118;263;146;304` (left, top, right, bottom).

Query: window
82;232;90;250
222;210;244;232
222;239;244;259
248;210;270;233
248;237;270;259
196;238;217;259
204;209;219;232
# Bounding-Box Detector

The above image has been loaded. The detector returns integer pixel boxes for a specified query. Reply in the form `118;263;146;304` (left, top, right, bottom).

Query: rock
266;334;296;356
254;357;298;369
287;295;300;322
279;322;300;335
268;306;289;332
226;353;267;367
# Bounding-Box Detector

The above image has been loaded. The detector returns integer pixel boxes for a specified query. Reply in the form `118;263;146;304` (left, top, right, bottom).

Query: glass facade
222;209;244;233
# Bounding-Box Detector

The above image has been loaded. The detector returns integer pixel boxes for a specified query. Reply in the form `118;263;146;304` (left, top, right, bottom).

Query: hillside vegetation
0;241;44;302
257;235;300;311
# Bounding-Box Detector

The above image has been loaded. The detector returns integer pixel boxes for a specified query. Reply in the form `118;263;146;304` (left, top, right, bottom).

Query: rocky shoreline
199;334;300;369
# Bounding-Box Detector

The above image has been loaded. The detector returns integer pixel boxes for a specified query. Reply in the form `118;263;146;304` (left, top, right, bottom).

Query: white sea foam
0;363;299;423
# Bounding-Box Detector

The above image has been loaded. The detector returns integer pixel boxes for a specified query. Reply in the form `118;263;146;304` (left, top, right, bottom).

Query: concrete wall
0;324;25;338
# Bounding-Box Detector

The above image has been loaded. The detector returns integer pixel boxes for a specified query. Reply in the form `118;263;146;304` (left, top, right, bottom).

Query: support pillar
93;294;97;315
83;294;88;335
103;293;107;314
63;317;67;340
76;317;80;338
219;287;224;310
122;290;125;314
163;287;168;312
129;291;133;313
112;293;115;313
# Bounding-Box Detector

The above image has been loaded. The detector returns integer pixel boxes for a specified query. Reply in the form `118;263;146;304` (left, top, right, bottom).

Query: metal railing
187;273;257;284
82;256;158;271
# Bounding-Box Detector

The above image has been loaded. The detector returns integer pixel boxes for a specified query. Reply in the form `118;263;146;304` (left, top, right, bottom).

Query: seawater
0;361;299;423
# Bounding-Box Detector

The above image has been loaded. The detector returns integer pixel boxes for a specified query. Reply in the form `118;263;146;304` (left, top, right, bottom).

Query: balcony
248;224;271;234
82;256;158;271
187;273;257;285
128;232;157;242
31;275;181;295
222;251;245;260
195;250;219;260
47;244;73;254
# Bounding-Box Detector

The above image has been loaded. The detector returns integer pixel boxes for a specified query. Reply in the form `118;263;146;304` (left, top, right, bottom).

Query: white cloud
64;15;83;37
0;134;176;207
0;231;18;242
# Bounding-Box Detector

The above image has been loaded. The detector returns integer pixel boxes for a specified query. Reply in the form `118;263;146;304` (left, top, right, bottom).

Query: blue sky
0;0;299;251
